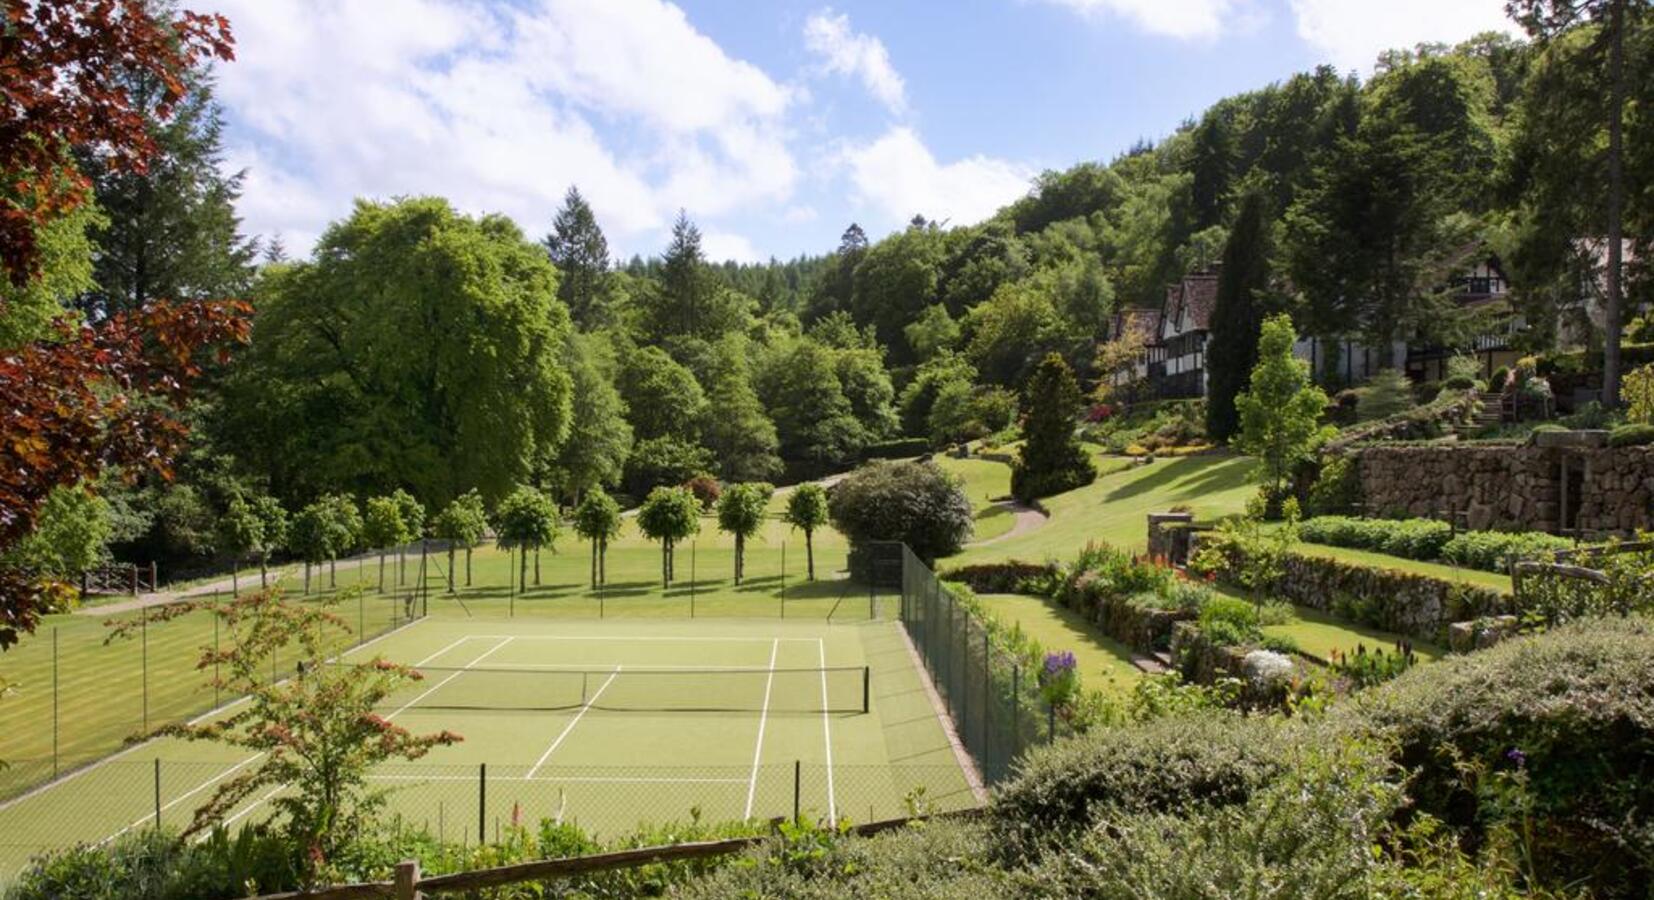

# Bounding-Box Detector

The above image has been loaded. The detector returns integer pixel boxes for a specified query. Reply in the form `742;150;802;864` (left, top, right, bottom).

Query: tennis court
0;615;978;879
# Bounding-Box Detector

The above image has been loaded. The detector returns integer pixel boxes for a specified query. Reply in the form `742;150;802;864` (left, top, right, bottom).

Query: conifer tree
543;186;613;329
1207;190;1275;442
1011;354;1097;502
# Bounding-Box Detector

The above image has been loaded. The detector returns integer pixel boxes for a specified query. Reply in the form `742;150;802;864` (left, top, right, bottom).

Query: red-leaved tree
1;0;234;287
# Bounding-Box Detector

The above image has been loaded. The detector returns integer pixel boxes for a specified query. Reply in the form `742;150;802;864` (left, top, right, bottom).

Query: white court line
213;636;514;834
524;666;623;779
457;634;823;643
817;638;837;826
368;775;747;785
742;639;780;820
95;626;467;844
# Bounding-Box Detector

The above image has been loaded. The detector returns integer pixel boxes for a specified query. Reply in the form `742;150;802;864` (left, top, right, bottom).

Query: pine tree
663;209;710;336
1206;190;1274;441
543;186;613;329
1011;354;1097;502
75;66;255;316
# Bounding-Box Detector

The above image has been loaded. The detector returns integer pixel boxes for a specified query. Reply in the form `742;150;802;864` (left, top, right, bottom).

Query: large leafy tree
543;185;614;330
637;486;701;587
703;336;783;483
850;224;941;363
617;345;707;442
1011;354;1097;502
755;338;866;473
548;332;633;503
717;483;772;585
828;461;973;570
1206;190;1277;442
1506;0;1649;405
218;198;573;509
572;488;623;589
783;483;830;581
1235;315;1333;511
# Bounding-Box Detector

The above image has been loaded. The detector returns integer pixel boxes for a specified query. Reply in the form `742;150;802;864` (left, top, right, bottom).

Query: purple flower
1043;650;1077;679
1506;748;1527;767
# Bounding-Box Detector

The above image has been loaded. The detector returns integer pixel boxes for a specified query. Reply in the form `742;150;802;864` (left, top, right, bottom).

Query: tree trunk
1604;0;1628;407
447;544;456;594
260;553;269;589
806;530;815;581
378;552;386;591
600;538;607;585
590;540;598;589
398;547;406;587
330;557;337;588
534;546;541;586
303;562;311;595
466;547;473;586
661;539;670;587
735;533;744;585
519;546;528;593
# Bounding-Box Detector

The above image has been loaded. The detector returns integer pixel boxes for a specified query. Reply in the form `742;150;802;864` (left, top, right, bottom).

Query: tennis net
352;663;872;714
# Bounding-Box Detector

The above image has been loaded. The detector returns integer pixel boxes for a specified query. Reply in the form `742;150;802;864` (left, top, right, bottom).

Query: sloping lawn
948;452;1256;565
935;456;1016;542
977;593;1143;695
1287;541;1512;593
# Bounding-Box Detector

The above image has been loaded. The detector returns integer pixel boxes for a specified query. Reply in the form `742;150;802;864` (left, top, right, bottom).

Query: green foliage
716;482;772;583
2;484;112;577
1609;422;1654;447
1626;363;1654;425
849;224;940;363
5;825;298;900
1328;641;1417;688
0;204;98;348
1190;502;1299;602
218;198;571;510
1305;455;1360;516
1439;529;1572;572
547;332;632;501
623;436;715;499
1234;315;1332;504
1205;190;1273;441
702;335;783;483
827;461;973;565
1196;595;1264;647
617;345;706;443
491;485;558;552
1300;515;1455;561
542;185;614;329
1356;369;1417;422
964;281;1068;386
430;490;487;549
636;485;701;583
288;496;357;566
360;496;410;551
753;338;868;472
1011;354;1096;502
782;483;829;534
1514;536;1654;626
570;488;623;544
215;495;265;561
903;303;960;361
861;438;930;460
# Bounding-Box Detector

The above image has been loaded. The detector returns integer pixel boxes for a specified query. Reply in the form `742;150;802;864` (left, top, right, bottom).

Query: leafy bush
1439;529;1571;572
1328;641;1416;688
1305;455;1359;516
828;460;973;566
861;437;931;460
1299;515;1453;561
1489;366;1509;392
1442;374;1476;391
1356;370;1416;422
1342;617;1654;894
1560;400;1618;430
939;561;1055;594
1196;595;1263;647
681;472;721;510
1609;422;1654;447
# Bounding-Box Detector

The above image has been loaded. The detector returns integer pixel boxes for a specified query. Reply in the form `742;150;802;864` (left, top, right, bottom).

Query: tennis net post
862;666;870;714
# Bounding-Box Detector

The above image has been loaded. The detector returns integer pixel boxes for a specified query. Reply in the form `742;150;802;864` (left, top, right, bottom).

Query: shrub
861;437;931;460
828;460;973;567
1560;400;1617;430
1439;530;1572;573
1442;374;1476;391
1197;595;1263;647
681;472;722;510
991;712;1297;853
1356;370;1416;422
1341;617;1654;894
1305;455;1359;516
1609;422;1654;447
1299;515;1453;562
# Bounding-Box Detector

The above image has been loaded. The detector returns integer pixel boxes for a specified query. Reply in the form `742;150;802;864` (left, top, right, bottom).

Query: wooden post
394;859;420;900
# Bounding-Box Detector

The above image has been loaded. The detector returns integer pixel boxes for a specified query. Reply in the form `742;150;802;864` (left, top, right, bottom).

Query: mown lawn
1286;541;1513;593
935;455;1016;542
977;593;1143;695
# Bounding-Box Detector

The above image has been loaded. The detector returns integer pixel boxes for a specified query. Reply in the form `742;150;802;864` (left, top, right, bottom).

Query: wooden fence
253;813;940;899
81;562;158;596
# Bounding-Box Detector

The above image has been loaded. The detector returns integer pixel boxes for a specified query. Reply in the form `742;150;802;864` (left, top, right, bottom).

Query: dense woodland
4;2;1651;581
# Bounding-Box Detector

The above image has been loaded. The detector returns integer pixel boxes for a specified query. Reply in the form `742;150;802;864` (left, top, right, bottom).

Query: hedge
1438;530;1572;572
1299;515;1453;561
861;437;932;460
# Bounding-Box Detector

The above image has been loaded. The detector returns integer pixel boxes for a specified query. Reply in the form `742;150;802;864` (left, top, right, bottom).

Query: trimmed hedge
1438;529;1572;572
1299;515;1453;561
862;437;933;460
938;561;1055;594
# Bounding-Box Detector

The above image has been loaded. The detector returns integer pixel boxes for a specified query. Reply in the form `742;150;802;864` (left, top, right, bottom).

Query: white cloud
1033;0;1242;40
840;127;1031;230
804;9;907;113
702;230;763;263
1289;0;1514;73
211;0;797;254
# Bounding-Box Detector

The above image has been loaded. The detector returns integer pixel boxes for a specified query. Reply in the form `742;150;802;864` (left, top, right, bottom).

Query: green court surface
0;616;976;882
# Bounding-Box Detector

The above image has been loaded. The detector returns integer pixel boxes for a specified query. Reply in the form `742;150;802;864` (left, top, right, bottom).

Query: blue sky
210;0;1514;263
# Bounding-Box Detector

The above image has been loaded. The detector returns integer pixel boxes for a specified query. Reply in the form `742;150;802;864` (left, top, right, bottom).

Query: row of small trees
630;481;830;587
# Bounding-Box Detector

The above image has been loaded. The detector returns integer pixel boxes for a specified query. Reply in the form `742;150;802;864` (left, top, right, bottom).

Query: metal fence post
141;606;149;733
862;666;871;714
780;541;786;607
1011;664;1021;762
509;547;516;617
358;589;365;642
982;632;991;759
478;763;487;845
153;758;161;831
793;760;801;822
52;626;59;778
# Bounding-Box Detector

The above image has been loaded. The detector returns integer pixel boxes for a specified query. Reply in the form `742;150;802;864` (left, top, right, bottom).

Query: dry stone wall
1354;444;1654;536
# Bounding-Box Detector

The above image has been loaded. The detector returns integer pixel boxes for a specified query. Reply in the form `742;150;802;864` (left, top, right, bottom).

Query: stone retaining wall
1353;444;1654;536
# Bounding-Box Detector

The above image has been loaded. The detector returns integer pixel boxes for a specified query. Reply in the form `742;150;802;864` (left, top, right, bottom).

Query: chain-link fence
0;587;424;803
893;543;1070;785
0;759;977;883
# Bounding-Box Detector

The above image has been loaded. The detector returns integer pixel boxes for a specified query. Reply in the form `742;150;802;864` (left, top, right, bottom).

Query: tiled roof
1181;270;1219;331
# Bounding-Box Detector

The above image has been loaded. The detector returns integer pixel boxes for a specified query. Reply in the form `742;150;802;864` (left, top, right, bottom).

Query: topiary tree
249;495;288;589
829;460;973;576
319;493;362;588
572;488;623;589
432;489;488;592
390;488;425;586
288;502;332;595
783;483;831;581
637;485;701;587
1012;353;1097;502
493;485;559;591
717;483;772;585
361;495;411;592
1235;314;1333;515
216;496;264;598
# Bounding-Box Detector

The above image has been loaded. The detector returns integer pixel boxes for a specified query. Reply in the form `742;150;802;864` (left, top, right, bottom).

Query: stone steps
1131;650;1174;674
